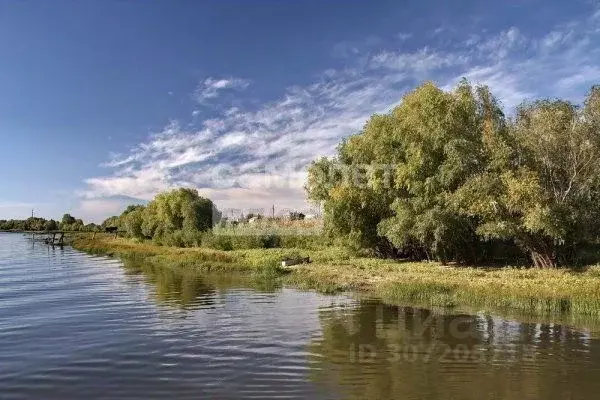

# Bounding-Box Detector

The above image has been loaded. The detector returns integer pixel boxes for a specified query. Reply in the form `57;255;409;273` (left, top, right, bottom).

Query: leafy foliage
105;188;221;246
456;86;600;267
307;81;600;268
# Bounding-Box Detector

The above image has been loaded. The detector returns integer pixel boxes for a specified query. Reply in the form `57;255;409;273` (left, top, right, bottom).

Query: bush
198;232;329;251
279;234;330;249
202;234;234;251
260;234;281;249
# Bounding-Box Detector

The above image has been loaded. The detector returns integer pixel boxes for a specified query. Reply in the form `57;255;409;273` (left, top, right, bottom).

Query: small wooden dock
30;231;65;246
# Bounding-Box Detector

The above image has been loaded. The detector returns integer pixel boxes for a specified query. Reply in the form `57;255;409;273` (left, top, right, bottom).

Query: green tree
26;217;46;231
455;87;600;268
61;214;76;226
59;214;85;231
376;81;490;263
122;206;145;238
307;81;600;267
306;113;400;253
84;223;99;232
101;216;120;229
307;81;492;261
44;219;59;231
141;188;221;245
122;204;145;216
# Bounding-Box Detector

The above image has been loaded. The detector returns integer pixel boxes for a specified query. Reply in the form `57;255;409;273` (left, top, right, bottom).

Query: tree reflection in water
120;259;282;309
309;300;600;400
115;260;600;399
121;260;217;308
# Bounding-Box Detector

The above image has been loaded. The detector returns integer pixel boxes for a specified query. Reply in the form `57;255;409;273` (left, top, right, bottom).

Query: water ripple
2;233;600;399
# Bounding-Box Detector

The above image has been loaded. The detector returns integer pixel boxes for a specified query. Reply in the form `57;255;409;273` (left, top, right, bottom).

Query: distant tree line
0;213;99;232
306;81;600;268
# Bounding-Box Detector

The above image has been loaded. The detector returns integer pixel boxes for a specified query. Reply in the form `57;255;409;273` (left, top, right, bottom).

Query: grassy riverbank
72;234;600;318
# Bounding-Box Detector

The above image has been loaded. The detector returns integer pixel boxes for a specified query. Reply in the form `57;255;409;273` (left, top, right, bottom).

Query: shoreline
71;234;600;320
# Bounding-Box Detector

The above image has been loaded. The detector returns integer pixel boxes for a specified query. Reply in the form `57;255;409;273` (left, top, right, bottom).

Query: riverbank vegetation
72;234;600;317
98;187;328;250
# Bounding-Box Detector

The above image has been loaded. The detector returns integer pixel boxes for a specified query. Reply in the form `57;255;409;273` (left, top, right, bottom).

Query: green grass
71;233;331;272
290;258;600;316
71;234;600;319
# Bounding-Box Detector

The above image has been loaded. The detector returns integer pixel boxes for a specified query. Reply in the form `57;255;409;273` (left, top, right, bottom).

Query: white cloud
555;65;600;90
84;168;172;201
81;10;600;218
195;77;250;103
433;26;448;35
371;47;469;74
540;30;573;50
217;132;247;148
455;64;533;111
477;27;527;60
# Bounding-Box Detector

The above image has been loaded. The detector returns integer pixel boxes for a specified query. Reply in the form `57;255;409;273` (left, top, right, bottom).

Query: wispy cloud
476;27;527;60
82;9;600;215
195;77;250;103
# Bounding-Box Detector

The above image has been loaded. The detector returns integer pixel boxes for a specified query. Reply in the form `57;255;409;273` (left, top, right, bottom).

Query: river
1;232;600;399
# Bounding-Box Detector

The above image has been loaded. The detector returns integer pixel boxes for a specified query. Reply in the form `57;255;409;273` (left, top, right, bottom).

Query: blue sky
1;0;599;222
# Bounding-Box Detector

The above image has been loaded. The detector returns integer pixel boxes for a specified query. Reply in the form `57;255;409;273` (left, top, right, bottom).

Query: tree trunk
518;235;558;268
530;249;557;269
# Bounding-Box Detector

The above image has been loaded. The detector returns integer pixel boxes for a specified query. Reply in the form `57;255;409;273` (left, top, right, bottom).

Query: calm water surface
1;233;600;399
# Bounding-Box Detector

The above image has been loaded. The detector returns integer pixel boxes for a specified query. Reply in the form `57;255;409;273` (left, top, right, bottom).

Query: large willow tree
456;86;600;268
306;81;600;268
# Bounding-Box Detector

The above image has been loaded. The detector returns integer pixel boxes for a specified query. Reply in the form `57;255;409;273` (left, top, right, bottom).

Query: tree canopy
307;81;600;268
103;188;221;246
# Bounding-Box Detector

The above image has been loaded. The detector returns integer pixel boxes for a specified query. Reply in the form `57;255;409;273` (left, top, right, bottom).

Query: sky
1;0;600;222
